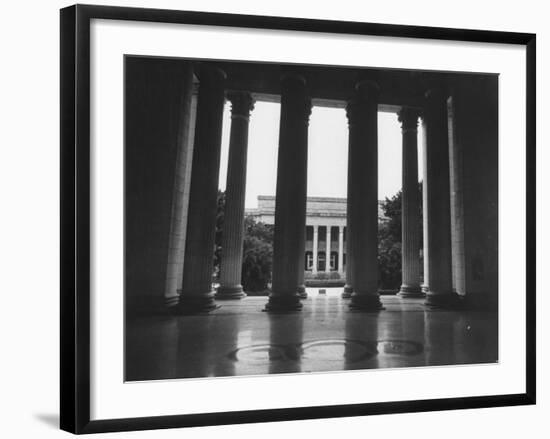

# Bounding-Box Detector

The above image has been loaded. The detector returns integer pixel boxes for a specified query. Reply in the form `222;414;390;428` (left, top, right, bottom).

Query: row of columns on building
310;225;345;274
177;63;457;314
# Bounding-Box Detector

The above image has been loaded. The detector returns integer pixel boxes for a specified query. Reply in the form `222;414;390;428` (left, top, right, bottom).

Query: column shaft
297;224;308;298
398;108;423;297
265;75;311;312
342;219;353;298
312;225;319;274
325;226;332;273
338;226;344;274
346;80;383;310
164;63;195;307
421;123;429;293
216;92;255;300
423;86;455;308
178;66;226;313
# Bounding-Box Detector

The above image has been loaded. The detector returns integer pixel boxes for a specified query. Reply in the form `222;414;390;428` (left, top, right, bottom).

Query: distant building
246;195;384;274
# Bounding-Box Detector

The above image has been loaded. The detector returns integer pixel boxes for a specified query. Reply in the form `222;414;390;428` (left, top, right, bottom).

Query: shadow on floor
34;413;59;430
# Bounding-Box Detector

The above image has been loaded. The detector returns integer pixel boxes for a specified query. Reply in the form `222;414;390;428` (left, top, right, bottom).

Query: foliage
213;190;226;280
304;271;341;280
241;216;274;292
214;192;274;291
377;182;423;290
378;191;402;290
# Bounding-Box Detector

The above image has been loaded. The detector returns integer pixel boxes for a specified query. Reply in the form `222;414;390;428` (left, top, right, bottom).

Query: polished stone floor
125;289;498;382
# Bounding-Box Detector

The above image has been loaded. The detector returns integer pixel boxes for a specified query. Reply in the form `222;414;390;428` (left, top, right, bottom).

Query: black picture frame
60;4;536;434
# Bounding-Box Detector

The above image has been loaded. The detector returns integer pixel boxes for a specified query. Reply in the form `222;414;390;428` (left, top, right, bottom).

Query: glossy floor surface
126;289;498;381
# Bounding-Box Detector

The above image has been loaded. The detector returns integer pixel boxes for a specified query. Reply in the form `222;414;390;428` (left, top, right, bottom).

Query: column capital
192;81;200;96
424;84;450;106
313;224;319;232
281;72;307;86
398;107;420;132
355;79;380;99
227;91;255;120
346;80;379;126
198;64;227;83
280;74;312;123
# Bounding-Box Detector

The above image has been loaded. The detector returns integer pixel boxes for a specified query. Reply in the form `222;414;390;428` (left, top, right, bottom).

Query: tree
378;191;403;290
377;182;423;290
241;216;274;292
213;190;225;280
213;192;273;292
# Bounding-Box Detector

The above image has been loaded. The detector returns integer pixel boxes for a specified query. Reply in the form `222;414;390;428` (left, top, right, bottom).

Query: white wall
0;0;546;438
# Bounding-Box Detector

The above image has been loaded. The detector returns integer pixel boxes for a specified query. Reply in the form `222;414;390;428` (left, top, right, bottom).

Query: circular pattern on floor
228;338;423;365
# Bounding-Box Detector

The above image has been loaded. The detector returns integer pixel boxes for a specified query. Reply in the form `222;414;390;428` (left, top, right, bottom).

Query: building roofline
256;195;385;204
258;195;348;203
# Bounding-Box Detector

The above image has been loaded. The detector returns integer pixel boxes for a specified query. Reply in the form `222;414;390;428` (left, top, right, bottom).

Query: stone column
342;224;353;298
398;108;423;298
423;86;455;308
178;66;226;314
421;122;429;294
325;226;332;273
297;223;308;299
265;74;311;312
346;80;383;311
164;63;195;308
216;91;255;300
338;226;344;275
312;225;319;274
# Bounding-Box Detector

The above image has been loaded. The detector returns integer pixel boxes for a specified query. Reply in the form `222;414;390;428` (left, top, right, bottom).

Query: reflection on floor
125;289;498;382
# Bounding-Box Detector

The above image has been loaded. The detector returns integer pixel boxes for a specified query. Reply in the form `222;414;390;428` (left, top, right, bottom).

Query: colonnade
177;63;457;314
309;225;345;275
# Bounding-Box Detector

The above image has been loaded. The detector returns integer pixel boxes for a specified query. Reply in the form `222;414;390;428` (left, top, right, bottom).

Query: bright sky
218;101;423;209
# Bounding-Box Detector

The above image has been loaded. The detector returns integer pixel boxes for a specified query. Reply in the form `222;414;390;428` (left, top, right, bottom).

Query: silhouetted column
342;223;353;298
216;91;255;300
421;122;429;294
398;108;423;298
265;74;311;312
178;66;226;314
338;226;344;275
312;225;319;274
346;80;383;311
423;86;455;308
297;224;308;299
164;63;195;308
325;226;332;273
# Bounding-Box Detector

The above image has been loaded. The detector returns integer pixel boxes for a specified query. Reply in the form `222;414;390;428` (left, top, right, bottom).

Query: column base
176;291;220;314
215;284;247;300
421;284;429;293
297;285;308;299
342;284;353;299
263;292;303;313
349;293;384;311
424;291;463;309
164;295;179;308
397;285;425;298
458;293;496;311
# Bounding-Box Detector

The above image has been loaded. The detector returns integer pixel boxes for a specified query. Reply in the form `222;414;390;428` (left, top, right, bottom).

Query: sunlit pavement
126;288;497;381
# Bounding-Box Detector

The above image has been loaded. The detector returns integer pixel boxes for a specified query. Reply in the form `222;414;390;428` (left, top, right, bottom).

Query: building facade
246;196;386;276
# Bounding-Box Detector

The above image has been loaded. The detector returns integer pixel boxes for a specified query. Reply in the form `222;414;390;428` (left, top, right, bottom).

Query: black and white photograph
1;0;547;436
48;1;538;435
124;57;499;382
